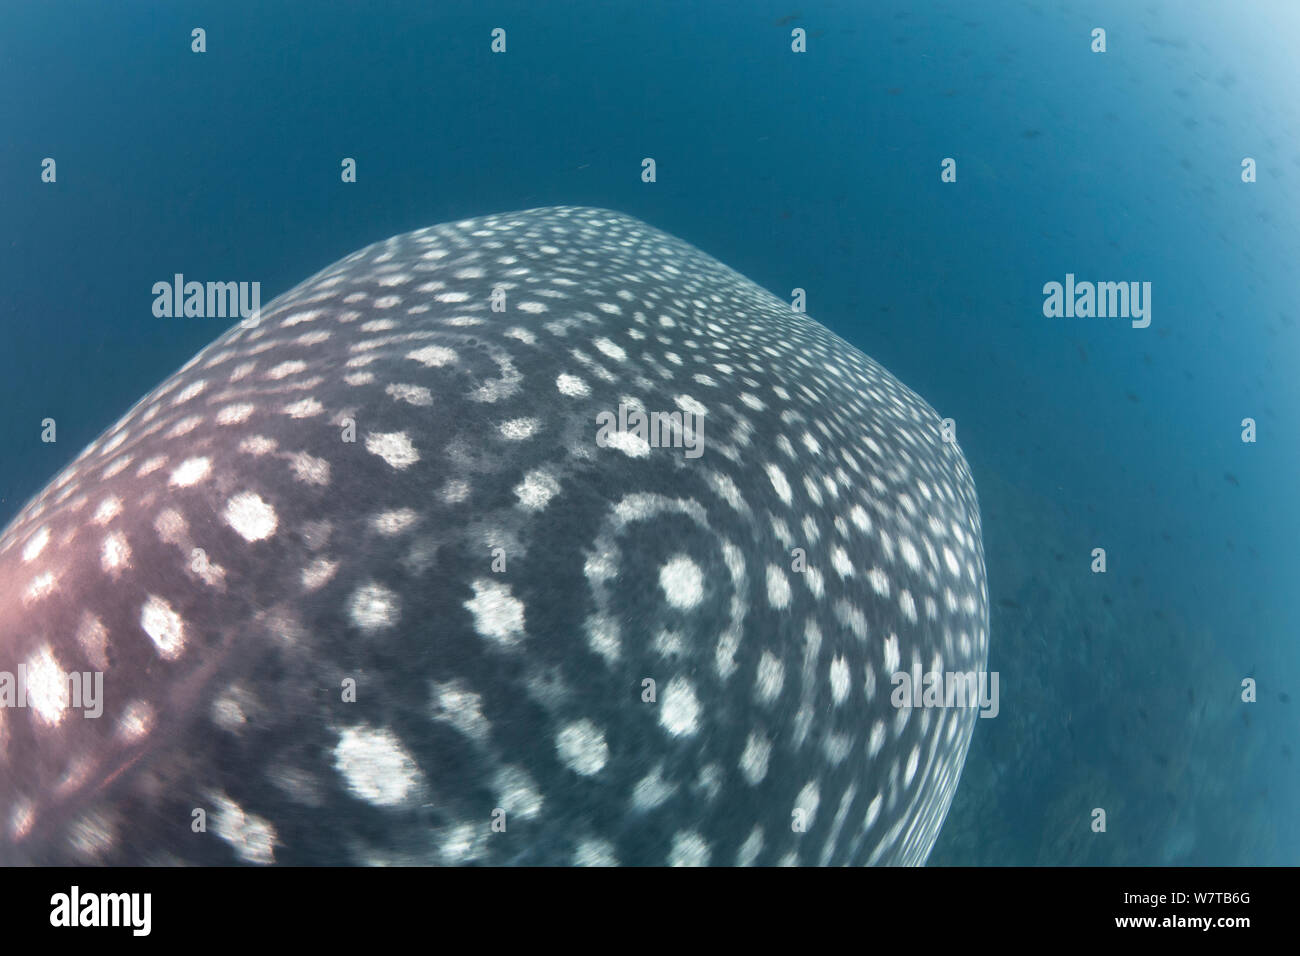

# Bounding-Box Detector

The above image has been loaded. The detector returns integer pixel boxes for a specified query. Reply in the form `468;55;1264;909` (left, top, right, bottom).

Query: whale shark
0;206;988;865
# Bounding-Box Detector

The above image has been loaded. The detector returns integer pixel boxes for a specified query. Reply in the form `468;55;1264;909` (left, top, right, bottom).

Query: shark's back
0;207;987;865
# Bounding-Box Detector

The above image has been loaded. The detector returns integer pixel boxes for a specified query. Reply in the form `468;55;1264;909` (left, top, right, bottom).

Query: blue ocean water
1;0;1296;864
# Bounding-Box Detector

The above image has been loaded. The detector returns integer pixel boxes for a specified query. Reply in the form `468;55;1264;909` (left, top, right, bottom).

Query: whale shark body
0;207;988;865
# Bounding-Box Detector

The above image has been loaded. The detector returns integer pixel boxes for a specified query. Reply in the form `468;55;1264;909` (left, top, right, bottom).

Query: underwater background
2;0;1296;864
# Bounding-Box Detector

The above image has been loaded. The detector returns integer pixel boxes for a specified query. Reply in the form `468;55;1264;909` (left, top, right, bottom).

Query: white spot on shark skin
23;572;57;605
867;721;887;758
943;545;961;577
864;792;884;830
736;827;765;866
556;719;609;776
755;650;785;703
831;546;854;578
165;416;203;439
905;744;921;787
333;724;423;807
282;397;325;419
804;566;825;598
154;507;188;546
498;418;539;440
659;554;704;609
794;781;821;829
209;792;277;865
740;732;772;785
169;456;212;488
240;435;277;456
430;679;491;743
822;733;853;766
101;456;133;479
882;632;901;676
265;360;307;380
493;766;543;820
21;526;50;562
99;430;129;455
592;336;627;361
140;594;186;660
900;537;922;572
287;451;331;486
280;309;323;327
899;588;918;624
660;676;701;737
101;530;131;575
92;497;123;525
406;345;457;367
603;430;650;458
868;567;891;597
464;579;526;647
301;557;339;591
631;764;676;811
584;613;621;665
8;799;36;841
440;479;470;504
76;613;110;670
173;379;207;404
212;686;250;732
23;645;69;726
556;373;590;397
65;813;116;861
573;838;618;867
830;655;851;704
385;382;433;406
348;583;400;632
708;471;747;513
371;509;419;535
668;831;711;866
655;632;686;660
117;699;155;742
674;394;707;416
514;468;560;511
224;492;278;542
765;564;791;608
136;455;168;477
766;464;793;505
365;431;419;469
850;504;872;534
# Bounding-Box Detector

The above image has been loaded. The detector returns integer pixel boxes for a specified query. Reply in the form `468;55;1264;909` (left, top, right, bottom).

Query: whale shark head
0;206;988;865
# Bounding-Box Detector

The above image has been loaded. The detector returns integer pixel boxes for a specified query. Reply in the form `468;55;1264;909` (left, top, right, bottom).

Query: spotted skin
0;207;988;865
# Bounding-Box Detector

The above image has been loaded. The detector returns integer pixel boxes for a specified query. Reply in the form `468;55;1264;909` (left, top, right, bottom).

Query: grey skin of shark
0;206;988;865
